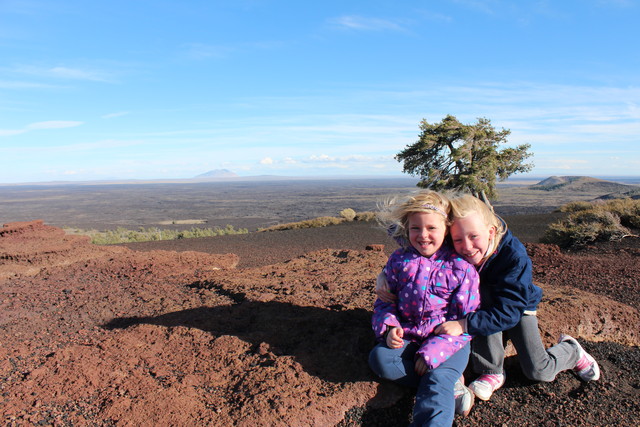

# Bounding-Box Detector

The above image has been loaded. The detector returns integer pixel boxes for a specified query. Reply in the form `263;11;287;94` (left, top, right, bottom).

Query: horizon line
2;173;640;187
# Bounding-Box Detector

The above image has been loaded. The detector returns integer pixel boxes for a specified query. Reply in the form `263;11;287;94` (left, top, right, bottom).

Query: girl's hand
434;319;465;336
376;272;397;303
414;357;428;376
386;327;404;349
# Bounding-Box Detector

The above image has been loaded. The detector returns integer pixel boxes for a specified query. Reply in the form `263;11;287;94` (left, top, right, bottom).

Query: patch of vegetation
542;198;640;247
258;209;376;232
66;225;248;245
339;208;357;221
354;211;377;222
158;219;208;225
67;208;377;241
558;201;595;213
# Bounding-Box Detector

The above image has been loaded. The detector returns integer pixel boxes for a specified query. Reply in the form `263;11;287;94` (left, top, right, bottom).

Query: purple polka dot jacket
372;245;481;370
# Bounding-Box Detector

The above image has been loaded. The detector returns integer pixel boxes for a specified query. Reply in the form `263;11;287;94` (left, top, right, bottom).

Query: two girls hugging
369;190;600;426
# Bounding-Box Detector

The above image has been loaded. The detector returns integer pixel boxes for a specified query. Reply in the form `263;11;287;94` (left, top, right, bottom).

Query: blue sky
1;0;638;184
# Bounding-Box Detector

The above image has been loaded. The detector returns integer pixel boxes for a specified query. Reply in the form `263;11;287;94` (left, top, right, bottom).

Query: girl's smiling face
407;211;447;257
449;212;496;266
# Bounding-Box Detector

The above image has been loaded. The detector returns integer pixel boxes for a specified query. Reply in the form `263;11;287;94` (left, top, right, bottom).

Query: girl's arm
433;263;480;336
418;262;479;368
372;295;401;340
371;252;404;340
416;333;473;370
447;263;481;320
466;249;536;336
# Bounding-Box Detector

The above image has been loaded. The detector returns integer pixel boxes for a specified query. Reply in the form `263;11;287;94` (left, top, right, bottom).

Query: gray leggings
471;314;580;382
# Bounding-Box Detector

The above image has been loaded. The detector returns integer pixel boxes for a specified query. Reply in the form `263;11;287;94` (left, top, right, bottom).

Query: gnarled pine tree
396;115;533;200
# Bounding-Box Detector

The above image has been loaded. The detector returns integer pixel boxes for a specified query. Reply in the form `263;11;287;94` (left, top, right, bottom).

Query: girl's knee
368;344;400;380
368;346;385;377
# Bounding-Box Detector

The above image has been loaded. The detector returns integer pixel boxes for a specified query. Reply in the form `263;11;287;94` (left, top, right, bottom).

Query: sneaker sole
468;387;492;401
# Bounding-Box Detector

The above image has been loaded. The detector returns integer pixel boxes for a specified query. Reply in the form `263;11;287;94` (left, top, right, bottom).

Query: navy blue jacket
465;229;543;337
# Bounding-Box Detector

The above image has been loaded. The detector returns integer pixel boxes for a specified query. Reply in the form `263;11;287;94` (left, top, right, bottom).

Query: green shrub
601;198;640;229
559;201;595;213
542;198;639;247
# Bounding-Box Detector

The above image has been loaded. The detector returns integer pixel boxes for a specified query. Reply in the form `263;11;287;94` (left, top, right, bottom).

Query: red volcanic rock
1;221;639;426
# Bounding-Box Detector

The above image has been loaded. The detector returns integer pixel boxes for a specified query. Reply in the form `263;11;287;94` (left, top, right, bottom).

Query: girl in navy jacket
434;194;600;401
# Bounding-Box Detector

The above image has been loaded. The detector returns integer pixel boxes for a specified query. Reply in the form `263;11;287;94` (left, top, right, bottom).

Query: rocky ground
1;219;639;426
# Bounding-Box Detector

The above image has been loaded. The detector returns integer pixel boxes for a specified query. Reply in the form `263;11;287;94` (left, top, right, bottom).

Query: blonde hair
378;190;451;247
449;194;506;261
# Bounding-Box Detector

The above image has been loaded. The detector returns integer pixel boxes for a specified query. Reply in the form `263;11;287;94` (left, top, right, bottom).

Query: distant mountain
530;176;635;193
194;169;239;179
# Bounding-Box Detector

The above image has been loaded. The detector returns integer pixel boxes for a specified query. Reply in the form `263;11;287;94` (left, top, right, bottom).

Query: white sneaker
454;378;474;416
559;334;601;381
468;373;505;401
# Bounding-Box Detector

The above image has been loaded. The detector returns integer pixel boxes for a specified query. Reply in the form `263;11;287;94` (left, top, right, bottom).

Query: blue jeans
369;340;470;427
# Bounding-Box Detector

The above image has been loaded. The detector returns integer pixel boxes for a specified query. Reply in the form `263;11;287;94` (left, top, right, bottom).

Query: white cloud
308;154;334;162
0;129;26;136
182;43;234;60
597;0;635;8
102;111;130;119
27;121;83;130
0;120;83;137
305;154;379;163
415;11;453;23
0;80;59;89
48;66;110;82
329;16;406;32
260;157;274;165
11;65;113;82
450;0;499;15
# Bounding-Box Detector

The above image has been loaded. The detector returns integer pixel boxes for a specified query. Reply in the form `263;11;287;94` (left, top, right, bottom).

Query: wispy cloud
596;0;636;8
181;40;286;60
450;0;500;15
102;111;130;119
0;129;26;136
182;43;235;60
12;65;114;82
2;138;144;153
0;120;83;138
253;153;394;171
48;66;109;81
27;120;83;130
414;10;453;23
0;80;60;89
328;15;407;32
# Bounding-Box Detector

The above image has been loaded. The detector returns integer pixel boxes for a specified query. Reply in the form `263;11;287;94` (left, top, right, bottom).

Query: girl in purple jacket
369;190;480;426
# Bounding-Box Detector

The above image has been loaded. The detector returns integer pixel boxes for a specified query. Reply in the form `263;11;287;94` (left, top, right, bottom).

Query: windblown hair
449;194;506;262
378;190;451;247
